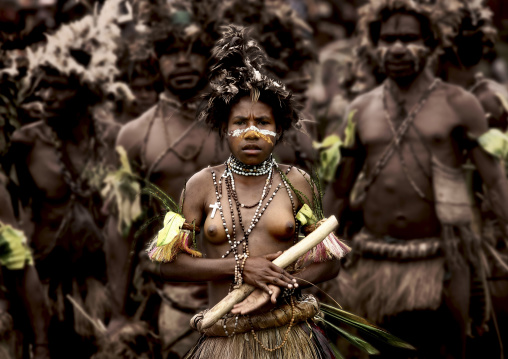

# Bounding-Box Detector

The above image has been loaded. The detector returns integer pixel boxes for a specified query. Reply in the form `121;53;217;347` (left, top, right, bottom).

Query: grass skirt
185;295;335;358
351;230;447;324
185;322;334;359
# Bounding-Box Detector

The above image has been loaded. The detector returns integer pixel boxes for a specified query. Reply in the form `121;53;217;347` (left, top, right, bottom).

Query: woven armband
146;211;202;262
295;205;350;266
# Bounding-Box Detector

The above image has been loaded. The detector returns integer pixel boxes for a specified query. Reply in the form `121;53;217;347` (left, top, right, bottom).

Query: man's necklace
382;78;440;201
49;130;96;198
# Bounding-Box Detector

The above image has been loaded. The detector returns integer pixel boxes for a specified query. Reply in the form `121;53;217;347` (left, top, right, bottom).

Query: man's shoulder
11;121;51;147
347;85;383;123
440;81;482;111
350;86;383;109
116;105;157;147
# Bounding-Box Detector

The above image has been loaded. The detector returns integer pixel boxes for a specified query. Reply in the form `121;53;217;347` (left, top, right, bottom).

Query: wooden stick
200;215;339;329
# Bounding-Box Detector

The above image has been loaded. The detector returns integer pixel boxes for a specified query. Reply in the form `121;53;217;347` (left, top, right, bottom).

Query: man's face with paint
158;41;207;95
226;96;278;166
35;69;81;125
377;13;430;80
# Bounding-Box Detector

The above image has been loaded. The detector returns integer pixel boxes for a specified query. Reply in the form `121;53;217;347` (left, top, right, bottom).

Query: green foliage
313;110;357;182
321;303;415;352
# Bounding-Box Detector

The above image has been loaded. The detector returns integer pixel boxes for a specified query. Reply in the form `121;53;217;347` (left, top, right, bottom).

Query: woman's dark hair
199;88;300;142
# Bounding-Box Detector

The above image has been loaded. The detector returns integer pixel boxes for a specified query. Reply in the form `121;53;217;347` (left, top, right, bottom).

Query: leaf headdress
25;0;134;104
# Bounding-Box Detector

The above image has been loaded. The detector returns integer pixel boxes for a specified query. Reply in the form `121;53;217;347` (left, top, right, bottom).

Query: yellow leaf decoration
296;204;318;226
157;212;186;247
477;128;508;160
147;211;201;262
101;146;142;235
313;110;357;182
344;110;357;148
0;222;34;270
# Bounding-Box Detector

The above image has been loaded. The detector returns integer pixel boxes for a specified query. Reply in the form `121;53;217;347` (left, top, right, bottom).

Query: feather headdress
133;0;222;58
25;0;134;102
219;0;316;84
356;0;461;68
197;25;302;135
445;0;496;54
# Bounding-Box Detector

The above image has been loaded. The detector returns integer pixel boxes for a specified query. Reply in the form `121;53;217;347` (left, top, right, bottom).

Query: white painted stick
200;215;339;330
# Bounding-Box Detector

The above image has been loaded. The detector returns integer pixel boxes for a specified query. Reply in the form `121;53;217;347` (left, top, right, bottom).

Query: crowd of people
1;0;508;358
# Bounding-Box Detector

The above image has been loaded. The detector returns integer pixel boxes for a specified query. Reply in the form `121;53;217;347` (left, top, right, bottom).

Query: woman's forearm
160;254;236;282
293;260;341;289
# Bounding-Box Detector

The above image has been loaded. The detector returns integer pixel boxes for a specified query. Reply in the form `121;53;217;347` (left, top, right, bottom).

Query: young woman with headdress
147;25;412;358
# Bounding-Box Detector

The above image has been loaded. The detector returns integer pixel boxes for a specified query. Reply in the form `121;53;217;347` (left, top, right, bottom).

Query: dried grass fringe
352;257;445;324
185;323;326;359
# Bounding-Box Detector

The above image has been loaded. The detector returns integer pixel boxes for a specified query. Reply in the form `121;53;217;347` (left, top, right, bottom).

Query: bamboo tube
200;215;339;329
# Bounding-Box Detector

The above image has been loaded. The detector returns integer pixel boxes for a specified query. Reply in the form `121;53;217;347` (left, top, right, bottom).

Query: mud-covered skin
326;13;508;359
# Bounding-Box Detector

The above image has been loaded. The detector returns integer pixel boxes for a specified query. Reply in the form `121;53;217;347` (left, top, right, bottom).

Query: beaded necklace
209;156;299;338
48;121;108;198
226;154;275;176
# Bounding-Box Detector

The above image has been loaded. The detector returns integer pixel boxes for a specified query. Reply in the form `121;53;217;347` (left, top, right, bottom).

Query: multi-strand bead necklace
210;155;299;339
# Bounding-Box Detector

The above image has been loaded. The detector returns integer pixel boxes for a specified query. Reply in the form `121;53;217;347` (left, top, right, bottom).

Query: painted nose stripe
228;126;277;145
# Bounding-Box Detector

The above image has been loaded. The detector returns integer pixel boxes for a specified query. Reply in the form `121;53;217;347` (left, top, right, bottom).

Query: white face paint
228;125;277;138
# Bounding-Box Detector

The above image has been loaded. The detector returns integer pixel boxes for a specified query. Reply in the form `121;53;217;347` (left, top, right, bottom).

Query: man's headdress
197;25;302;135
219;0;316;90
443;0;496;57
356;0;464;67
25;0;134;102
134;0;221;59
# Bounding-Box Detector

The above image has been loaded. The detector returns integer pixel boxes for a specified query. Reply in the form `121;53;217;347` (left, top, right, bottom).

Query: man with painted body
327;2;508;358
4;5;128;356
105;6;228;356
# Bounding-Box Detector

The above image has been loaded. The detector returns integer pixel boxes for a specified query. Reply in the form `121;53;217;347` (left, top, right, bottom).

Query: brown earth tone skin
326;13;508;359
104;48;229;358
0;173;50;359
8;71;119;359
160;96;340;315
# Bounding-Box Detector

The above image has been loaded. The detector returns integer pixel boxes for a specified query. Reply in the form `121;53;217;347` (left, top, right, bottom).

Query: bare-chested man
6;6;128;358
105;2;228;356
0;78;50;357
327;1;508;358
0;171;50;359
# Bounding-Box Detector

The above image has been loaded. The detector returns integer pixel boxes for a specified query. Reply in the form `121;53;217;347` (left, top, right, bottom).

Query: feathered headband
356;0;456;65
26;0;134;102
197;25;302;133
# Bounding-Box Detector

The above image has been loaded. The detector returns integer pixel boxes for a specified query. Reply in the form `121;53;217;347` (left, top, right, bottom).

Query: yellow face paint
229;126;277;145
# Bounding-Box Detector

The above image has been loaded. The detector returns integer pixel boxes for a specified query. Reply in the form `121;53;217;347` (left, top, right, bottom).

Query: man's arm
103;125;142;324
323;104;366;232
454;89;508;234
0;184;50;359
